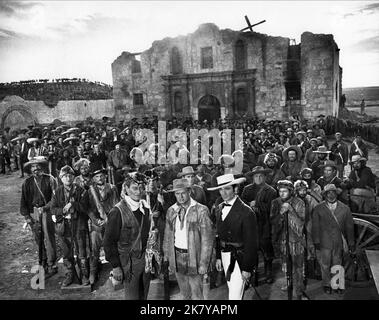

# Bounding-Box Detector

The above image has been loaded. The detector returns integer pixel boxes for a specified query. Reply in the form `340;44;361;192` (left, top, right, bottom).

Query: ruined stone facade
112;23;341;121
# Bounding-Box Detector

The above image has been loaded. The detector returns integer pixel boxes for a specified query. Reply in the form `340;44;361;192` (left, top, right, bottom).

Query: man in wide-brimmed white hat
208;173;258;300
20;156;58;278
163;178;214;300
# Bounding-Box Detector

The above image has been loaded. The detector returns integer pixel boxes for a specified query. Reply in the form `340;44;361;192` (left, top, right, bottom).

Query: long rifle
285;210;293;300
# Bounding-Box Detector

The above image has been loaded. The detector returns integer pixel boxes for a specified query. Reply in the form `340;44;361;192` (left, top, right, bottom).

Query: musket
285;210;293;300
68;195;81;284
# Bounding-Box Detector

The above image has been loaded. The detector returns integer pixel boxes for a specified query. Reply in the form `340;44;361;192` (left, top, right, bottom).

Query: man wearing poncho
270;180;307;300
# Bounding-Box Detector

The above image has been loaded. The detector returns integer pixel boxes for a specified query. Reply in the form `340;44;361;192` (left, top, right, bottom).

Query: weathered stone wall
113;23;341;121
301;32;341;118
0;95;114;131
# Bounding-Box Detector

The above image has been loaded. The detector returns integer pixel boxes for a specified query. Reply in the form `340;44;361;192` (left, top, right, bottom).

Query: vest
116;200;150;266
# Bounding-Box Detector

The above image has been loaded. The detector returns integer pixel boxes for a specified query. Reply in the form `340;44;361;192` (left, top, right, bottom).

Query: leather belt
220;241;244;249
175;246;188;253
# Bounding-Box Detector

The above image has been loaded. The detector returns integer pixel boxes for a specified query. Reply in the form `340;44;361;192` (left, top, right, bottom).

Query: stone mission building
112;23;342;122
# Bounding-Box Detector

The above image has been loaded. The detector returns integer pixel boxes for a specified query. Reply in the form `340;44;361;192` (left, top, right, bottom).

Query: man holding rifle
20;156;58;278
87;163;119;285
270;180;307;300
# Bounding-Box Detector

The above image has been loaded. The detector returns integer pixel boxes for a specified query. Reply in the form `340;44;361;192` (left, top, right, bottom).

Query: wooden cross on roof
240;15;266;32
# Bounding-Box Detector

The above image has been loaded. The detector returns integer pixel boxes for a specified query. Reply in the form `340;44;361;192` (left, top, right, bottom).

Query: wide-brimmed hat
218;154;235;167
321;183;342;195
177;166;198;178
63;136;79;144
24;156;48;173
11;135;24;143
296;131;306;137
350;155;367;164
59;165;75;178
27;137;40;144
321;160;337;169
250;166;272;176
314;146;331;154
207;174;246;191
167;178;191;192
306;129;313;134
282;145;302;161
90;162;107;177
300;167;313;176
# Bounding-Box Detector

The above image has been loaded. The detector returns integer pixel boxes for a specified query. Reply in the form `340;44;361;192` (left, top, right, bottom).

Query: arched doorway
1;105;38;131
198;95;221;122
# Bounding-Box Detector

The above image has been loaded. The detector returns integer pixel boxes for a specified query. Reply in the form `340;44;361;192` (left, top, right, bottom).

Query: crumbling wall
301;32;341;119
0;95;114;129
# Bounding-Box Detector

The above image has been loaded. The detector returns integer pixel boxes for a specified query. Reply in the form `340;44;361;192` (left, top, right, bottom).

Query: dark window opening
285;81;301;101
133;93;144;105
235;40;246;70
132;59;141;73
335;81;338;102
174;91;183;113
236;87;248;112
201;47;213;69
171;47;182;75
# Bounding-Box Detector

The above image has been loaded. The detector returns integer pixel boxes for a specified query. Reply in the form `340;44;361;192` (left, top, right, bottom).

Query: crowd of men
0;114;378;300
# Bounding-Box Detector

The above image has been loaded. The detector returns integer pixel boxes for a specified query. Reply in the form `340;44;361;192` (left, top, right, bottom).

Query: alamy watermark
131;121;244;174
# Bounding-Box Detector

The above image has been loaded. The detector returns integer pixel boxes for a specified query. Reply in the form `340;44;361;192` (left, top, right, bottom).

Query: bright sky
0;0;378;88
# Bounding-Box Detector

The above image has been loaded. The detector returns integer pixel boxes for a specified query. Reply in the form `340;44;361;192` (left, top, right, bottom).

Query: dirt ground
1;138;379;300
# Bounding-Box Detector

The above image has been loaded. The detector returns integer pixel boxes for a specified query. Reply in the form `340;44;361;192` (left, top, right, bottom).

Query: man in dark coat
209;174;258;300
87;163;119;285
312;184;355;294
241;166;277;283
51;165;90;286
20;156;58;277
330;132;349;178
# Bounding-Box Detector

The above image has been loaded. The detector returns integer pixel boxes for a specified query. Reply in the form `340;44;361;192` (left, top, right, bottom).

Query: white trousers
221;251;245;300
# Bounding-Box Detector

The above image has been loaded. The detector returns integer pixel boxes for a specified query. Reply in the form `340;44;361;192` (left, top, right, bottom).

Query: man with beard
241;166;277;284
311;146;331;182
304;138;318;168
349;132;368;161
73;158;92;190
280;146;305;182
51;165;90;286
316;161;343;191
300;168;322;202
270;180;307;300
209;174;258;300
89;143;107;169
108;143;130;186
20;156;58;278
103;172;152;300
87;163;119;285
294;180;318;285
312;184;355;294
330;132;349;178
344;155;376;213
263;152;285;187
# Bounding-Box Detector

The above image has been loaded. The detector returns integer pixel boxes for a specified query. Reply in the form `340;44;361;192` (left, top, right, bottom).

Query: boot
62;260;74;287
265;259;273;284
89;257;98;285
80;258;90;286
